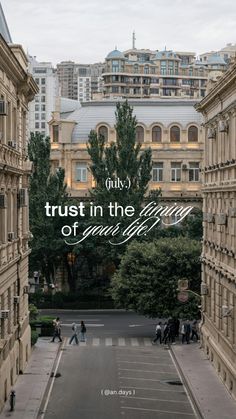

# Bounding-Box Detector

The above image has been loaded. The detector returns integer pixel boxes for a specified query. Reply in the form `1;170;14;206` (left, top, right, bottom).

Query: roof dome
106;49;125;59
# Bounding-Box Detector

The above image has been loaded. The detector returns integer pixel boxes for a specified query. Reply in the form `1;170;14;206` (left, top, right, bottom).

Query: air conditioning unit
18;188;27;207
219;120;228;133
182;164;188;170
0;310;10;319
8;141;17;149
221;305;233;318
207;128;216;139
201;283;208;295
0;194;6;209
217;213;227;225
23;285;30;294
0;100;8;115
229;207;236;218
8;232;15;241
13;296;20;304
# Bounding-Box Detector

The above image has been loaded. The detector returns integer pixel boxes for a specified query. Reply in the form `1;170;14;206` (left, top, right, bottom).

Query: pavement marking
92;338;100;346
120;395;190;404
144;338;152;346
131;338;139;346
118;338;126;346
118;368;176;375
105;337;113;346
61;323;104;327
129;324;143;327
117;361;175;367
121;406;195;416
79;341;87;346
119;377;170;382
39;339;66;419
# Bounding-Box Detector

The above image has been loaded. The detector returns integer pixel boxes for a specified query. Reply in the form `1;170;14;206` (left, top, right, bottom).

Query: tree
111;237;201;318
28;132;69;285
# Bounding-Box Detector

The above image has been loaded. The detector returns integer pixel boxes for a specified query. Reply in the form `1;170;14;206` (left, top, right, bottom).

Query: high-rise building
102;45;227;100
196;62;236;399
28;56;59;137
57;61;104;101
0;5;38;411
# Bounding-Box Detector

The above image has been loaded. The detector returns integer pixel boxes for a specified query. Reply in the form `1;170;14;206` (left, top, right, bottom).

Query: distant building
49;98;203;210
200;43;236;66
196;61;236;399
0;4;37;411
57;61;104;102
28;56;59;137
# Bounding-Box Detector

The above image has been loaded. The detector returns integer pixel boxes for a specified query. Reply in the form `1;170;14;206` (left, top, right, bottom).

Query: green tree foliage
28;132;69;284
111;237;201;318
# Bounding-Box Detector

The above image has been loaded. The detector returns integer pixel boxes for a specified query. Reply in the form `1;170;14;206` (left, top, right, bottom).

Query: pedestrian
80;320;86;342
181;322;186;344
174;318;180;338
191;320;199;342
152;322;162;344
51;317;62;343
168;318;176;344
163;322;170;345
185;320;191;344
69;322;79;345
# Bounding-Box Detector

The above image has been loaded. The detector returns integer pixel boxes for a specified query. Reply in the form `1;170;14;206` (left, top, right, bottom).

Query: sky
1;0;236;65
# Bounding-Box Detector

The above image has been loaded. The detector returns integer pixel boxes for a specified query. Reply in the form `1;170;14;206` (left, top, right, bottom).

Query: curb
169;345;204;419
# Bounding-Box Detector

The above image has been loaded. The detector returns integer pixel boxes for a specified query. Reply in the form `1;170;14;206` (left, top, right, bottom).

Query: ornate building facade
0;28;37;412
196;62;236;399
49;98;203;209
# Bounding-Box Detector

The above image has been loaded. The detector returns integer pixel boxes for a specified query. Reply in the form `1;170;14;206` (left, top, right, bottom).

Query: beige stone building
0;12;37;411
49;98;203;209
196;62;236;399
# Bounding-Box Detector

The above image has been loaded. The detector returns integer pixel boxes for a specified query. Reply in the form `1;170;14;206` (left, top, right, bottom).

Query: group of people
152;318;199;345
51;317;87;344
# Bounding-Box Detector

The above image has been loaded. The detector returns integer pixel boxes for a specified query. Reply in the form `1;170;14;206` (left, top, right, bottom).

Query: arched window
188;126;198;142
170;125;180;142
136;126;144;143
152;126;162;142
98;125;108;142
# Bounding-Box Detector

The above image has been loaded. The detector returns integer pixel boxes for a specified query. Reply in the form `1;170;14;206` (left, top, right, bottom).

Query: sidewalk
171;343;236;419
0;338;60;419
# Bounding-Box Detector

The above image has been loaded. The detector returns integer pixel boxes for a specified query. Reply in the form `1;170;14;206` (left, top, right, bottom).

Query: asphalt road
41;311;197;419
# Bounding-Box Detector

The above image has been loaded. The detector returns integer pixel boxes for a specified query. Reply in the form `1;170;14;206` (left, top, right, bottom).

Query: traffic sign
178;279;189;291
177;291;189;303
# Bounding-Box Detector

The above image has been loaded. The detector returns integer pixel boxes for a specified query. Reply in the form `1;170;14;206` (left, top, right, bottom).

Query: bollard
9;390;16;411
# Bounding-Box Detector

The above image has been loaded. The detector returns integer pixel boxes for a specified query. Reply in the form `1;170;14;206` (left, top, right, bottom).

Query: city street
39;311;197;419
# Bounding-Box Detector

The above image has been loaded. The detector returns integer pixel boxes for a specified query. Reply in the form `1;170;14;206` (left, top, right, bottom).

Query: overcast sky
1;0;236;65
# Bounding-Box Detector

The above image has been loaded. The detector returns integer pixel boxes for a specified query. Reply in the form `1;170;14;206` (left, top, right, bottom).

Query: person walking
152;322;162;344
80;321;86;342
185;320;191;344
69;322;79;345
51;317;62;342
174;318;180;338
181;322;186;344
163;322;170;345
168;318;176;344
191;320;199;342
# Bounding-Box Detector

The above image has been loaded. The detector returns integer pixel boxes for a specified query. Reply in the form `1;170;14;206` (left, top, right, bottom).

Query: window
170;126;180;142
41;104;46;111
35;122;39;129
161;61;166;75
35;78;39;84
189;162;200;182
41;96;46;103
41;113;46;120
171;162;181;181
41;86;46;94
152;162;163;181
75;163;87;182
152;126;162;142
52;125;59;143
112;60;120;72
41;122;45;129
98;125;108;142
136;126;144;143
35;104;39;111
41;78;46;85
134;64;139;73
35;113;39;120
144;65;149;74
188;126;198;142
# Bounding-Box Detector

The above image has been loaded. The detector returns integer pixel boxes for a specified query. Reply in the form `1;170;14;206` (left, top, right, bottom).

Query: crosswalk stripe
105;338;113;346
131;338;139;346
79;341;87;346
144;338;152;346
118;338;126;346
92;338;100;346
